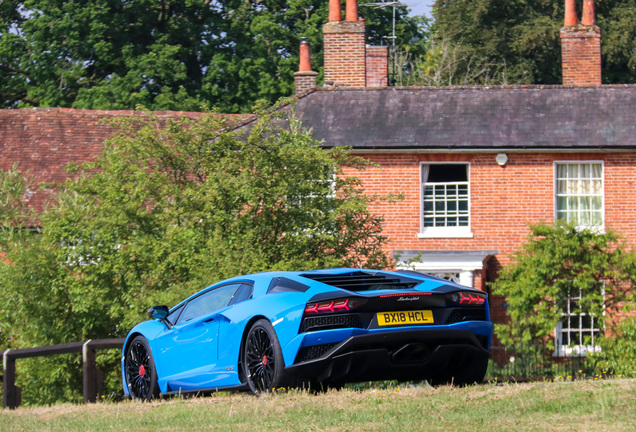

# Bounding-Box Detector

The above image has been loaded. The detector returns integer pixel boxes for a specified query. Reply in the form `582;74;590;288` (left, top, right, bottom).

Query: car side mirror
147;305;169;320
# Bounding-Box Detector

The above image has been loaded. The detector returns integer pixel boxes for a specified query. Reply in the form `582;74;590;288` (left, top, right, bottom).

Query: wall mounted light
496;153;509;166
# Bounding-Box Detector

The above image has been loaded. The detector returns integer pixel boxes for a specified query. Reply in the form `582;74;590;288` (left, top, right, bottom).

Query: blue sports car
122;268;493;399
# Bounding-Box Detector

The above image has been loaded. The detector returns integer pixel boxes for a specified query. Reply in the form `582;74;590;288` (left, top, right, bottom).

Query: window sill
418;228;474;239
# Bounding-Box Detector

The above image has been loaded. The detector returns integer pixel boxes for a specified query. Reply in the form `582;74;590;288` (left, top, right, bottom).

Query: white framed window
419;163;472;238
554;289;603;357
555;162;604;228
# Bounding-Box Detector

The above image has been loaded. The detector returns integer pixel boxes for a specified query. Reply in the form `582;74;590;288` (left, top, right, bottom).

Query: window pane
178;284;241;323
568;164;579;177
427;164;468;182
568;197;578;210
567;180;578;194
568;212;578;225
580;197;591;210
556;197;567;211
557;164;568;179
580;180;591;194
557;180;567;194
580;164;590;178
580;210;590;226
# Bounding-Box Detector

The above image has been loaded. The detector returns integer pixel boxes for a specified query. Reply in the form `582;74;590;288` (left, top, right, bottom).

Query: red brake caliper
139;365;146;377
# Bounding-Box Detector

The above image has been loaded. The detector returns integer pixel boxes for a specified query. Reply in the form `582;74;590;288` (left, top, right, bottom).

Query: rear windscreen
299;271;421;291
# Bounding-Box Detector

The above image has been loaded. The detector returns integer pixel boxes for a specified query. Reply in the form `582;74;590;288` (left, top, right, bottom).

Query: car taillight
304;298;363;314
449;291;486;306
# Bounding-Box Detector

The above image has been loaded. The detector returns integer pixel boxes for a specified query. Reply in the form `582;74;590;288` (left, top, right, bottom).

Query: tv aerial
361;1;407;85
362;1;406;53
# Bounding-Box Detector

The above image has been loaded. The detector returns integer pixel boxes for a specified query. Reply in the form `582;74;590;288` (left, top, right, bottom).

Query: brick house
1;0;635;357
286;0;636;357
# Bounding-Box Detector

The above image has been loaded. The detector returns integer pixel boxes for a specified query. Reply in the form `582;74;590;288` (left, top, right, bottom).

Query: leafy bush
590;315;636;375
491;221;636;358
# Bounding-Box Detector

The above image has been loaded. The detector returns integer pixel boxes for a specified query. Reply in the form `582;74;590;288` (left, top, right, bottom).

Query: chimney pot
346;0;358;22
299;38;311;72
581;0;596;26
564;0;578;26
329;0;342;22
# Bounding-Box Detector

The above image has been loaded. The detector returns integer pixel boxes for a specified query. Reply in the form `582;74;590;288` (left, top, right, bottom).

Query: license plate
377;310;434;326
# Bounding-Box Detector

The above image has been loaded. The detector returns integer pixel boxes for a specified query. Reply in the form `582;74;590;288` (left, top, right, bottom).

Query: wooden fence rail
1;338;125;409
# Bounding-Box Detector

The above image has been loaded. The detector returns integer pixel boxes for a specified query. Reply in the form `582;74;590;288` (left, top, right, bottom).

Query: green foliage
432;0;636;84
0;102;392;405
591;315;636;375
0;163;33;229
0;0;424;111
491;221;636;356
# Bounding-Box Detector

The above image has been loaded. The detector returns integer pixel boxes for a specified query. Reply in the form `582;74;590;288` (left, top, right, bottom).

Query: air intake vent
300;314;364;333
447;309;488;324
295;343;338;363
300;271;420;292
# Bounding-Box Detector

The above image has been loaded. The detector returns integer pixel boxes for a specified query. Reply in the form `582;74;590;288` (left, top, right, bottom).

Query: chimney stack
323;0;367;86
294;38;318;94
560;0;601;85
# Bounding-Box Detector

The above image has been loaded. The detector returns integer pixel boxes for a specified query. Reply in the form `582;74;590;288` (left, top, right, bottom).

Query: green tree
491;221;636;358
0;101;392;404
0;0;423;112
431;0;636;84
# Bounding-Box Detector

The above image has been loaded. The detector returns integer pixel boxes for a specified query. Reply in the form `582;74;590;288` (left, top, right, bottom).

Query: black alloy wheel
125;335;159;400
243;319;287;394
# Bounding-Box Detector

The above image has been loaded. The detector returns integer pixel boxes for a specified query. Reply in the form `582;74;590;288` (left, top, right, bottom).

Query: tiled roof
0;108;248;212
292;85;636;150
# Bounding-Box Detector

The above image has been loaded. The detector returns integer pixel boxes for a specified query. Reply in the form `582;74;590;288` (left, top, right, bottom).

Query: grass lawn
2;379;635;431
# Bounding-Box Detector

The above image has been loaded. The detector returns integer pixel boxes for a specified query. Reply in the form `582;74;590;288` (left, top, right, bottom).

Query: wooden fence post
3;349;17;409
82;340;97;403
